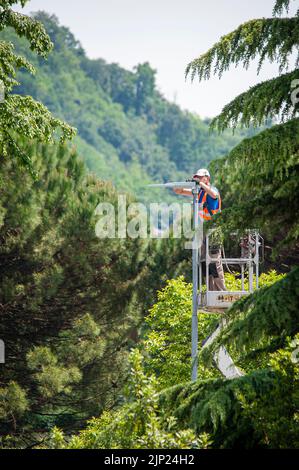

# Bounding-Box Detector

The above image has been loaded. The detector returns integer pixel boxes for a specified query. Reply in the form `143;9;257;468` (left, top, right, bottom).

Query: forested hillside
1;11;255;203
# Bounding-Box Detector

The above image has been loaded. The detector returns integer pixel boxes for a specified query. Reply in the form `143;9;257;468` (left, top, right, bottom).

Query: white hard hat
193;168;210;178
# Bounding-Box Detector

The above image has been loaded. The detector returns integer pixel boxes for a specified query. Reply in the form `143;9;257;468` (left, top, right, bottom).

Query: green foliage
0;381;29;424
273;0;299;16
48;426;66;449
1;1;298;450
27;346;82;398
137;263;298;449
210;118;299;251
0;136;196;445
0;141;144;439
50;350;208;449
56;314;105;368
186;3;299;132
159;335;299;448
60;270;295;449
134;62;156;116
0;7;53;57
140;271;286;392
236;335;299;448
211;70;299;131
141;277;220;390
1;2;30;8
0;2;76;175
224;269;285;291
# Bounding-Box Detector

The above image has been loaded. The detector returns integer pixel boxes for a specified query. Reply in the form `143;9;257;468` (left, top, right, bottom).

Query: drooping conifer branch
199;268;299;364
212;117;299;169
210;69;299;130
209;118;299;247
273;0;299;16
186;17;299;82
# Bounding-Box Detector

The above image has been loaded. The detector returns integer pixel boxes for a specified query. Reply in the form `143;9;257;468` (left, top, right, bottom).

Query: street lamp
148;180;202;380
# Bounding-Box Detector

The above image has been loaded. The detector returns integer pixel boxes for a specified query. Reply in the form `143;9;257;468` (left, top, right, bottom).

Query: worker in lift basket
173;168;226;291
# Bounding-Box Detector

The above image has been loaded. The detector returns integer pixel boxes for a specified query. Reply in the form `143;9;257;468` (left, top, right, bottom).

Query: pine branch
160;369;274;427
211;117;299;170
2;131;37;178
211;69;299;131
273;0;299;17
186;17;299;81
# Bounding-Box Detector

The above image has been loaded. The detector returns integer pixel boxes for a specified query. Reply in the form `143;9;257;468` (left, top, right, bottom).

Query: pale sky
14;0;298;118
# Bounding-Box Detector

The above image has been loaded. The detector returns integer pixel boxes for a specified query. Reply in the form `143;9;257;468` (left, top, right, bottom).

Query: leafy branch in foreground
0;1;76;175
0;8;53;56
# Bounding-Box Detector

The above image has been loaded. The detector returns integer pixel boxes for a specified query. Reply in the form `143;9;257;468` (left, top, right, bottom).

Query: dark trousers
200;242;226;291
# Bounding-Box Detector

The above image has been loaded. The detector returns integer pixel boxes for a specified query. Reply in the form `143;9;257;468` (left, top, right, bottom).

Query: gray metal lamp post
191;183;201;381
148;180;201;381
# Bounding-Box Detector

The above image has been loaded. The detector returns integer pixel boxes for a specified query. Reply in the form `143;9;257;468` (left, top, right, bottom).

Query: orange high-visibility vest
198;189;222;221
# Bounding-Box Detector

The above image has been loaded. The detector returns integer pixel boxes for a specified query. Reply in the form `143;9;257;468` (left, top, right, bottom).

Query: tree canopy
0;1;76;175
1;0;298;450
